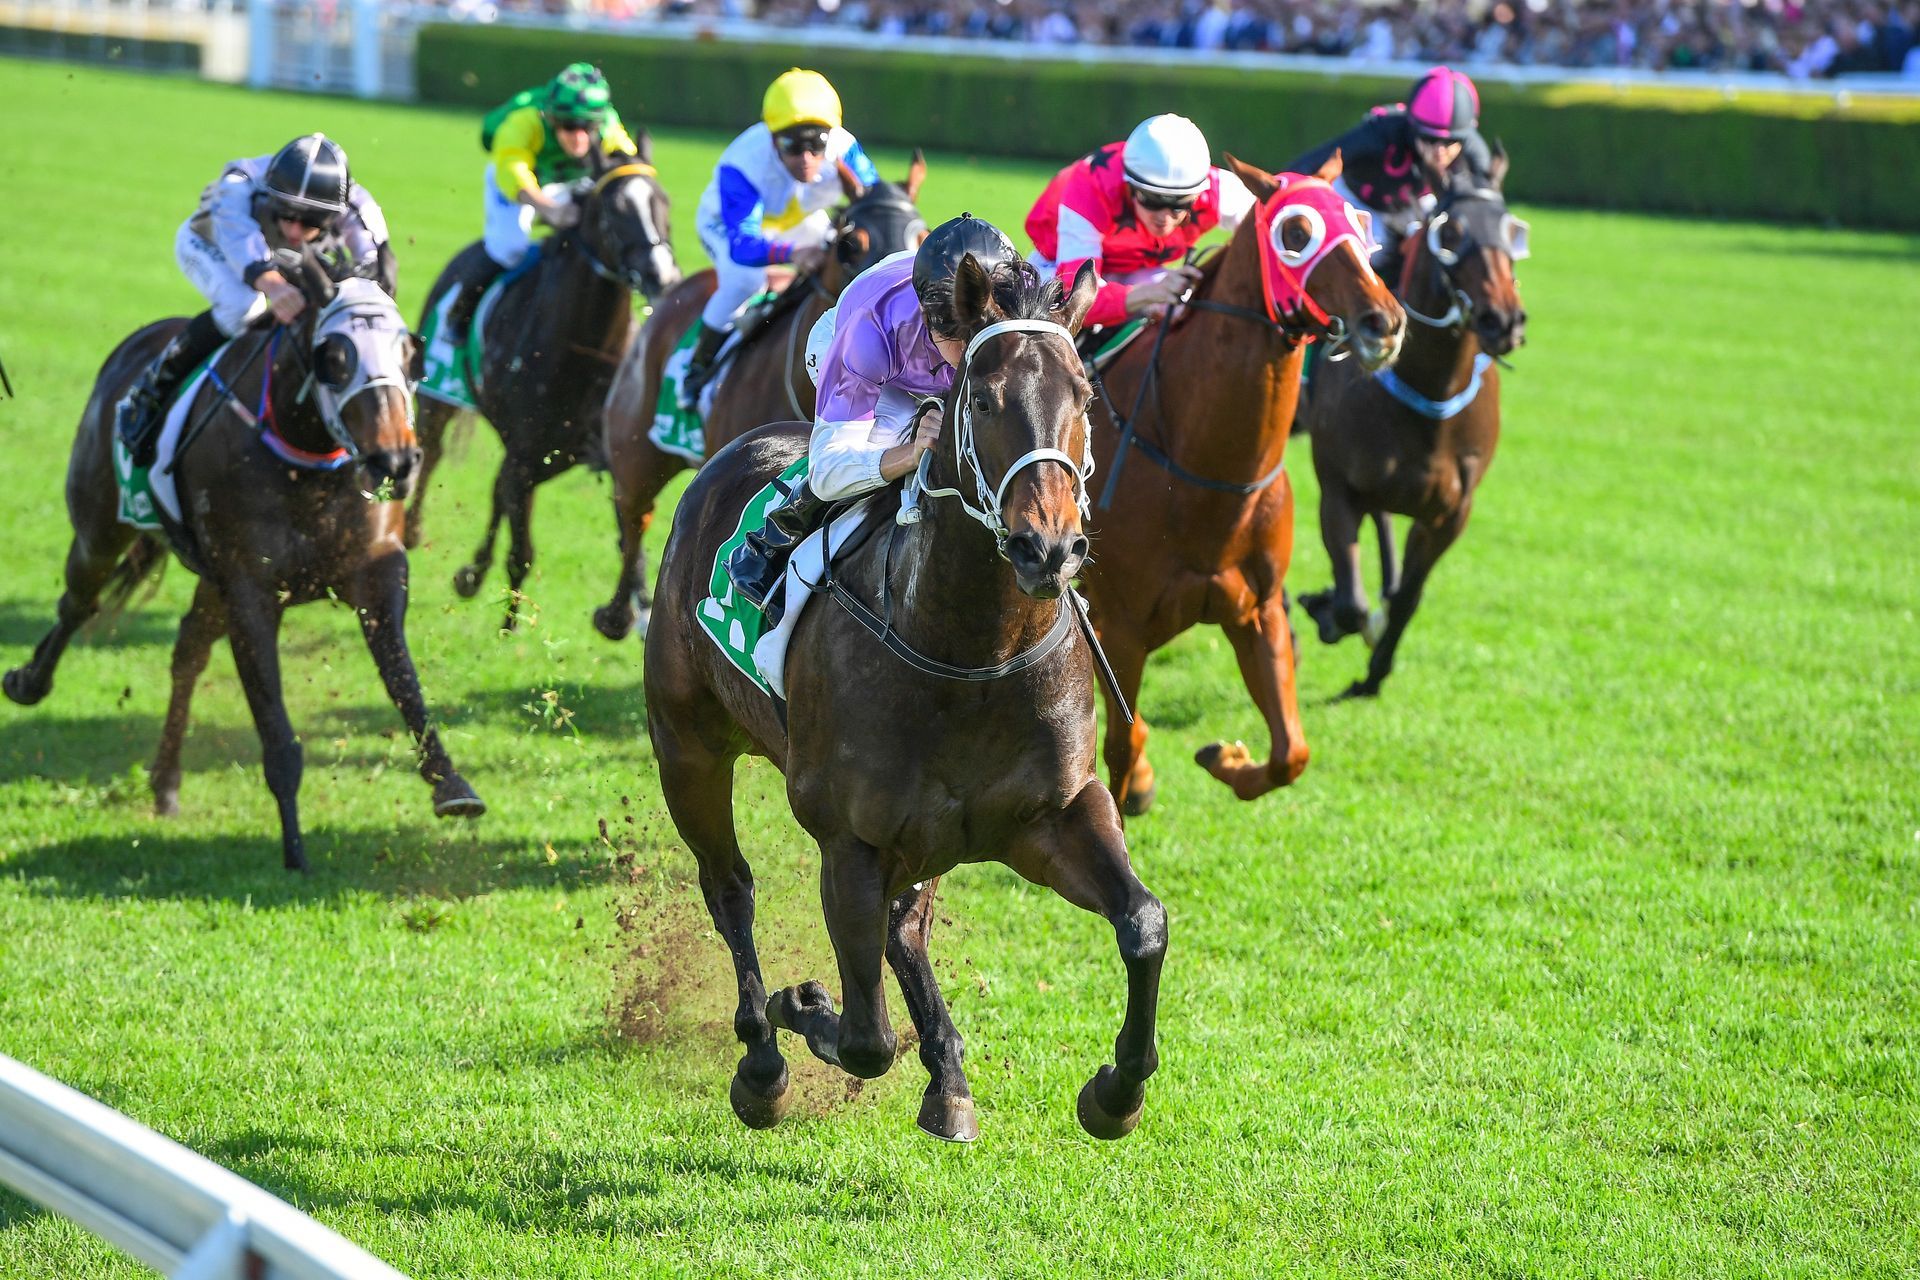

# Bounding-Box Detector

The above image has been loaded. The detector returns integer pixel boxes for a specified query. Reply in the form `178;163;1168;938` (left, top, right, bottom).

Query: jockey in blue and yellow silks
679;68;879;408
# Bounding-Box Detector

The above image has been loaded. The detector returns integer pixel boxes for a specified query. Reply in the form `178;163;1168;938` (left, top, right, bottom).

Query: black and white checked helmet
263;133;351;223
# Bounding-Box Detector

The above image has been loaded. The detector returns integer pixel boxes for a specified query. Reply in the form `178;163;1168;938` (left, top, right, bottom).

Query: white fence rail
0;1053;408;1280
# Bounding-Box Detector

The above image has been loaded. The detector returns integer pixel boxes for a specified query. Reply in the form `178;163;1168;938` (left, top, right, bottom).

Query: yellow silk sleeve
491;107;544;198
601;118;638;158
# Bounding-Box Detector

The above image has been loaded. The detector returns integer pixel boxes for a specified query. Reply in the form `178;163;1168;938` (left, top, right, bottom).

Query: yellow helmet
762;69;842;134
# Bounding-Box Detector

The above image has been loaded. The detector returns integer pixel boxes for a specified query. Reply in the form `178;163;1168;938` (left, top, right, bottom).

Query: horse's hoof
592;602;633;642
729;1065;792;1131
283;846;310;874
153;789;180;818
1336;680;1380;702
1076;1066;1144;1141
917;1093;979;1143
2;667;48;707
1121;782;1156;818
432;775;486;819
1194;741;1249;773
1361;608;1388;649
451;565;484;599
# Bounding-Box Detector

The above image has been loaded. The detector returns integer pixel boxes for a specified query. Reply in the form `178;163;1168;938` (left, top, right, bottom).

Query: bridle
1401;189;1530;335
578;161;673;295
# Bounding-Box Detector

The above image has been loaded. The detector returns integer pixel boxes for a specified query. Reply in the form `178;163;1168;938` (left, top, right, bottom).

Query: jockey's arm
808;311;923;500
336;183;393;288
716;166;791;267
209;168;277;291
599;113;639;159
1053;169;1131;329
489;108;557;214
838;136;882;188
1214;169;1256;233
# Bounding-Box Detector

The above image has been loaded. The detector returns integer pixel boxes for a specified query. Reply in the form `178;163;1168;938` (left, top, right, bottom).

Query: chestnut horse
645;259;1165;1142
5;260;483;871
592;154;928;642
405;140;680;631
1078;155;1404;815
1298;150;1528;697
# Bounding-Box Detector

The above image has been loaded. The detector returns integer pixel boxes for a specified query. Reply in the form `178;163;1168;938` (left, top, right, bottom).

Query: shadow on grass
445;677;649;739
0;599;181;652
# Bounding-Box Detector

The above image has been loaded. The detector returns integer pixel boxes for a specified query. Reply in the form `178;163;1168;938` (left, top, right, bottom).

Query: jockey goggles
1131;186;1197;213
269;200;331;230
550;115;598;133
775;126;830;157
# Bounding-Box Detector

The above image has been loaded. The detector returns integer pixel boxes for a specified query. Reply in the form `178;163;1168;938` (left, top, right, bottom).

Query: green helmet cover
545;63;610;124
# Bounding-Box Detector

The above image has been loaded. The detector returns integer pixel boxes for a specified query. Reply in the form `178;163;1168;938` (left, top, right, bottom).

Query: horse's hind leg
500;466;540;633
1300;469;1371;646
768;835;896;1080
1096;637;1156;818
1345;501;1470;700
1007;784;1165;1141
594;437;680;642
221;584;307;871
1198;591;1310;797
151;579;226;816
404;398;456;550
3;525;137;707
885;878;978;1142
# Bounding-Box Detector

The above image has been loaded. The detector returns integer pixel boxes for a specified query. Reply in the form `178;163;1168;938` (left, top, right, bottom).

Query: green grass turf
2;57;1918;1279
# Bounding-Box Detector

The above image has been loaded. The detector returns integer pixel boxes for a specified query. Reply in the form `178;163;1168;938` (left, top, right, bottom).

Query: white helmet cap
1122;114;1212;198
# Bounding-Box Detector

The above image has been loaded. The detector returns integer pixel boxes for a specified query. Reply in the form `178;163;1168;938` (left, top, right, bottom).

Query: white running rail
0;1052;408;1280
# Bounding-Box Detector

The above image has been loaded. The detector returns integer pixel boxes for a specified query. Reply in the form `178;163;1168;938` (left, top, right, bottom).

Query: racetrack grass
1;58;1916;1278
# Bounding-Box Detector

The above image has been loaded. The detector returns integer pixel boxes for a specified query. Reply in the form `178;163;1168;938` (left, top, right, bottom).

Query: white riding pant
483;164;537;269
176;221;268;338
698;209;834;331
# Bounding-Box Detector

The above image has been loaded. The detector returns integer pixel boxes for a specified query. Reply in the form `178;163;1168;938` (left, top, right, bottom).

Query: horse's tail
97;534;168;623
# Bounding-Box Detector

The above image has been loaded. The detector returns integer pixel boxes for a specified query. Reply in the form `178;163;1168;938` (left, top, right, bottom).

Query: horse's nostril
1067;534;1090;564
1359;310;1391;339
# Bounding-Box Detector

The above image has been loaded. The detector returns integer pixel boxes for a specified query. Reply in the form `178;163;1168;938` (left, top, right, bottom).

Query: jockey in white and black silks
1025;113;1255;333
1285;66;1494;278
117;133;392;466
679;68;881;410
724;214;1024;613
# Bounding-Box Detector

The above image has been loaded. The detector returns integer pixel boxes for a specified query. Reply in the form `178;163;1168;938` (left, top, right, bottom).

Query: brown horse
5;259;482;871
405;140;680;631
1298;150;1527;698
645;259;1165;1142
592;154;928;642
1077;155;1405;816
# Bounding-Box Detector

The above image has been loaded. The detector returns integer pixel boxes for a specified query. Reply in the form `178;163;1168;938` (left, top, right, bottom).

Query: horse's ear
632;127;654;166
1060;261;1099;336
836;157;866;203
1488;138;1509;189
952;252;996;329
837;226;870;270
1312;147;1345;185
904;147;927;202
1223;152;1279;204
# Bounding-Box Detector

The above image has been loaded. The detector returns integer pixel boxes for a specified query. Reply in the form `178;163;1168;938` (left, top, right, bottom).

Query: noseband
580;162;670;293
914;318;1093;552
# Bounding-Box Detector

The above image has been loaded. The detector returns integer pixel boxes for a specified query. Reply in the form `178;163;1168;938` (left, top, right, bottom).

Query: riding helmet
1407;66;1480;140
546;62;612;125
912;213;1020;306
263;133;351;222
1121;114;1212;198
762;68;842;134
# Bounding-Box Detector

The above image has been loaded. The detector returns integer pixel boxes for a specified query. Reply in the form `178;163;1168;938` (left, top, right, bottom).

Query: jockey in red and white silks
1024;114;1255;330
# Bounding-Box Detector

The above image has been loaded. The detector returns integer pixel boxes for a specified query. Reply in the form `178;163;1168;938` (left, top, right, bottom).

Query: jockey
1284;66;1492;276
725;214;1022;611
1025;114;1255;333
446;62;639;344
680;68;881;409
116;133;391;468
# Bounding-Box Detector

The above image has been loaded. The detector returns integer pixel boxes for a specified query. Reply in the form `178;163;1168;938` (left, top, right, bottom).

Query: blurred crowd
470;0;1920;77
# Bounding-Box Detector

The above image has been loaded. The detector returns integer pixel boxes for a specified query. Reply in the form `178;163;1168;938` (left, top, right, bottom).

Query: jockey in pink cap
1024;114;1256;334
1285;67;1493;278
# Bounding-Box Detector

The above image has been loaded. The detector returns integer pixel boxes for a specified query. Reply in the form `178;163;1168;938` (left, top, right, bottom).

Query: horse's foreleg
884;878;977;1142
1372;510;1400;601
3;527;137;707
1008;784;1165;1140
656;736;789;1129
221;585;306;871
347;552;484;818
1096;637;1156;819
770;836;895;1080
501;468;539;633
594;435;678;642
453;459;512;603
1300;472;1370;646
1200;593;1309;797
404;399;454;550
1346;502;1470;700
151;579;226;817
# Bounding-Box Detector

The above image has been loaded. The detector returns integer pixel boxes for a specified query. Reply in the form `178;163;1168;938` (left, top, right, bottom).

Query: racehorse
4;253;483;871
1298;147;1527;697
405;137;680;631
645;258;1166;1142
1077;154;1405;816
592;153;929;642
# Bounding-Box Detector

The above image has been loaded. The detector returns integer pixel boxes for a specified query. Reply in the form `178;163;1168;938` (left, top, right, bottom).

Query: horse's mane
989;260;1065;323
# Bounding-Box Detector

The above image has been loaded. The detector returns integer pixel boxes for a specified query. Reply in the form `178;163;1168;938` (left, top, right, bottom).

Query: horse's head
825;150;929;285
938;255;1100;600
1225;152;1405;370
290;255;422;498
582;135;682;303
1410;143;1529;356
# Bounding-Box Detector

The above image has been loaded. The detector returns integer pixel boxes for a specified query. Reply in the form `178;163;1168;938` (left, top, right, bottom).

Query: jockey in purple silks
725;213;1023;611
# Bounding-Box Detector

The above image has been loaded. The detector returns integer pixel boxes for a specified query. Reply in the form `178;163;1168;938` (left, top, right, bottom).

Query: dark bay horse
405;139;680;631
1298;149;1528;697
1078;155;1405;816
5;260;483;871
646;259;1165;1142
593;154;928;642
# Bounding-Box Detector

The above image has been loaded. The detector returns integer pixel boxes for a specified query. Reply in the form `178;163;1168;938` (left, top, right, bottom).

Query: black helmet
912;213;1019;308
264;133;351;224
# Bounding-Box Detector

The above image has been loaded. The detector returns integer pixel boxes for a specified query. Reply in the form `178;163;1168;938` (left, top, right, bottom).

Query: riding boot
726;477;831;614
677;321;730;411
446;256;506;347
116;310;225;469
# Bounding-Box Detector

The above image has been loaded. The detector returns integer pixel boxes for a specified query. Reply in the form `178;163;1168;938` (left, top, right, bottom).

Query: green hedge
416;23;1920;228
0;24;199;72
